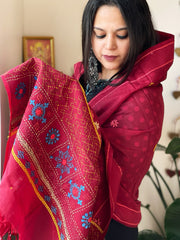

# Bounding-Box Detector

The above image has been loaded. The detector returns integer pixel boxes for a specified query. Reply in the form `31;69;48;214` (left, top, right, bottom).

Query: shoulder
118;84;164;131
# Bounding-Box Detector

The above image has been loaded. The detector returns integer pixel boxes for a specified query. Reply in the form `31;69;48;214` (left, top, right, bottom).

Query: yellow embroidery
149;82;154;86
94;121;100;130
12;148;61;240
91;220;104;234
153;144;157;152
79;83;101;147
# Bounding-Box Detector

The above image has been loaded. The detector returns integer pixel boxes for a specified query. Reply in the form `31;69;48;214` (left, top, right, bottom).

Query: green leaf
165;198;180;240
166;137;180;155
138;230;165;240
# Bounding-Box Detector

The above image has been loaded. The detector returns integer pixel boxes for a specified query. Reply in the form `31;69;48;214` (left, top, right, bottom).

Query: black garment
105;219;138;240
85;80;108;102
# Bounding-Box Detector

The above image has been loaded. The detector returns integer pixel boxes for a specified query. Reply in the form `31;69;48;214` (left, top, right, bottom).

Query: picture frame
23;36;55;67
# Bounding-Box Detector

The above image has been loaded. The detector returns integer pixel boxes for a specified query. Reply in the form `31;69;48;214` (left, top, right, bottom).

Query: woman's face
91;5;130;79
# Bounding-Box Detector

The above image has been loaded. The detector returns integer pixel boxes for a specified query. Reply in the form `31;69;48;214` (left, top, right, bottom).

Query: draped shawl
0;58;122;240
73;31;175;227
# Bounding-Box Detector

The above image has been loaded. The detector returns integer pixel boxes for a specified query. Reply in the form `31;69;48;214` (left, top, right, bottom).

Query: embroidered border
12;147;61;240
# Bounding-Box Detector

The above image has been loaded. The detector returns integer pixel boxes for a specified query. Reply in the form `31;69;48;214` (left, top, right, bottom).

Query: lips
103;55;117;61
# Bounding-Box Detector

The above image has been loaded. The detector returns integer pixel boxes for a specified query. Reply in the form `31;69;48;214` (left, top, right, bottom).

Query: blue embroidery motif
25;161;30;169
51;206;57;215
67;180;85;205
29;100;49;123
46;128;60;145
15;82;26;99
34;76;38;89
44;195;51;202
57;218;62;229
51;145;76;179
34;178;38;184
17;150;24;159
61;233;65;240
38;186;43;192
16;148;53;214
57;219;64;240
81;212;93;229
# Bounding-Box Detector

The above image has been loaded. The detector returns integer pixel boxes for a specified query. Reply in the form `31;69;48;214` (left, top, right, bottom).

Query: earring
88;49;99;86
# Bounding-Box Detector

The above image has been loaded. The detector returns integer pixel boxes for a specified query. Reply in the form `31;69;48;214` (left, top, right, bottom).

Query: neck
101;68;120;80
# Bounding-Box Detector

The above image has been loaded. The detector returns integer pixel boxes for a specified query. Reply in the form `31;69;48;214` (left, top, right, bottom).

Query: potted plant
138;137;180;240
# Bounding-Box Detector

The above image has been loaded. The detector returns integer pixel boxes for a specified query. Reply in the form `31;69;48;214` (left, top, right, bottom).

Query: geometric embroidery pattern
29;100;49;123
81;211;93;229
60;233;65;240
16;148;70;240
57;218;62;229
15;82;26;100
15;147;68;239
51;206;57;215
1;57;112;239
67;180;85;206
50;145;76;179
17;150;24;159
46;128;60;145
44;195;51;202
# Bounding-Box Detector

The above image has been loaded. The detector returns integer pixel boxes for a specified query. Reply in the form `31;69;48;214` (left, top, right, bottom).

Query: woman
0;0;174;239
73;0;174;239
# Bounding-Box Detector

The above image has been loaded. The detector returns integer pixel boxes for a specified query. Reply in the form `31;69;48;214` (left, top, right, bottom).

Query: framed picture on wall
23;36;55;67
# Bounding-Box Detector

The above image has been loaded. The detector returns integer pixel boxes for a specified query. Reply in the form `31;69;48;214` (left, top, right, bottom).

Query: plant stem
147;172;168;209
151;163;175;201
141;204;165;237
152;163;163;193
172;155;180;191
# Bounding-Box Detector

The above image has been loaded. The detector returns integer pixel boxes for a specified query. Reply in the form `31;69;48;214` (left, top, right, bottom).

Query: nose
105;35;117;50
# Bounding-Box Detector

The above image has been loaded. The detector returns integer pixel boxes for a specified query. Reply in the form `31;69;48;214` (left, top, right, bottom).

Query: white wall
0;0;180;234
0;0;23;175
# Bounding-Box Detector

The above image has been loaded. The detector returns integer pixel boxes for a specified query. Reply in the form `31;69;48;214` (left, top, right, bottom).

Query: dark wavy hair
81;0;158;86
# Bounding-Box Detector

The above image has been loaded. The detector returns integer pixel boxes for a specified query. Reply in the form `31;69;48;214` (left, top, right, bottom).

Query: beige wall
0;0;87;175
0;0;180;234
24;0;88;75
0;0;23;175
0;0;23;74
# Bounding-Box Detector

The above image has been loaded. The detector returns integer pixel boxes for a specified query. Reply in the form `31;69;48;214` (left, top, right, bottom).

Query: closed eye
95;34;128;40
117;33;128;39
95;34;106;39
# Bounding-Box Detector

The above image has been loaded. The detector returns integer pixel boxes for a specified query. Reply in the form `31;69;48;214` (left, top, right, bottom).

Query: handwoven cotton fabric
73;31;174;227
0;58;121;240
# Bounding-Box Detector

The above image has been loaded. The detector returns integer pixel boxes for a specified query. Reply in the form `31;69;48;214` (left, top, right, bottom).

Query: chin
103;66;121;73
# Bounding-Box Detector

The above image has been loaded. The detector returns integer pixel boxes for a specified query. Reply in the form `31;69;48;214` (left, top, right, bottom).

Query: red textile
0;58;122;239
73;31;174;227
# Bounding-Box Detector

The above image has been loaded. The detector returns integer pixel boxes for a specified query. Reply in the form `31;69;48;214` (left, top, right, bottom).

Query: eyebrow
93;27;128;31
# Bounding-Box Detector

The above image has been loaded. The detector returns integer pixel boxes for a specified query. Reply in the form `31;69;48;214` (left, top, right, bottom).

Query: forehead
93;5;127;28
